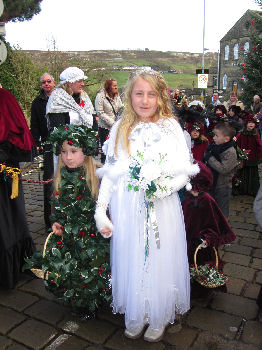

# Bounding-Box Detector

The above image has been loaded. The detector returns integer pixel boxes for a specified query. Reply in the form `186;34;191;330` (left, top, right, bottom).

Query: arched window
225;45;229;60
234;43;239;60
244;41;249;54
223;74;228;90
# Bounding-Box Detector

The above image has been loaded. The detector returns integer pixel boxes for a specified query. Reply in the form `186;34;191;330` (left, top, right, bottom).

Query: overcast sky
4;0;261;53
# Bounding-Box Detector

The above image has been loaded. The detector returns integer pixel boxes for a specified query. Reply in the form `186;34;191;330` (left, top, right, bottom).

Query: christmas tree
240;9;262;108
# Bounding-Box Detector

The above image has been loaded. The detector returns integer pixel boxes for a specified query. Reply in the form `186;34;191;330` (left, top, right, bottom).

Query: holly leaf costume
24;167;111;311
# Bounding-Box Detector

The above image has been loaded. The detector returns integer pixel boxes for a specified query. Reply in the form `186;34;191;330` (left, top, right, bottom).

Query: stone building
219;9;262;96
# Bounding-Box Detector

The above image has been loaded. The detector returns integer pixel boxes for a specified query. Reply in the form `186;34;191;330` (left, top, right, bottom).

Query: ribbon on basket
0;164;21;199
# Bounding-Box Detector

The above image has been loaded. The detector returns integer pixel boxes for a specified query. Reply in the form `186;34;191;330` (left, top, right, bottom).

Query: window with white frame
223;74;228;89
244;41;249;54
225;45;229;60
234;43;239;60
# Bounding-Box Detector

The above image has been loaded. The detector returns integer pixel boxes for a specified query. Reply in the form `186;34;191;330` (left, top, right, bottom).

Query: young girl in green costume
25;125;110;319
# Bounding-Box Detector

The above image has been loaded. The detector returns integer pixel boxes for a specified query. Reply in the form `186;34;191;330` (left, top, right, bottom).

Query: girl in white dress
95;69;199;342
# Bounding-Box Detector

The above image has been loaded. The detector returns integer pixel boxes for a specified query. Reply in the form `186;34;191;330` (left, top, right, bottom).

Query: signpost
0;0;7;66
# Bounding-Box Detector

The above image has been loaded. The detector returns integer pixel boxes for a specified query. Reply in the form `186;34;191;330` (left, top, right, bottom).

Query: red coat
182;161;236;268
237;132;262;164
192;140;209;162
182;192;236;268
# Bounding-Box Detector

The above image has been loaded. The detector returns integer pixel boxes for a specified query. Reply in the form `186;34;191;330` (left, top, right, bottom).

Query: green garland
190;264;229;287
46;124;98;156
24;167;111;311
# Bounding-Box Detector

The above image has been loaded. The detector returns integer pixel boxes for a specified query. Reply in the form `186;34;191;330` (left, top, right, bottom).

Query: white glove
95;175;114;238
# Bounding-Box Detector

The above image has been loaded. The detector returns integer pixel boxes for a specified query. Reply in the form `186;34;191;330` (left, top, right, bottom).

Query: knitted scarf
46;88;93;128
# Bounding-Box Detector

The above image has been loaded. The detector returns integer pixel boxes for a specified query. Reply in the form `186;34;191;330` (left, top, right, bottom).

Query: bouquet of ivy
190;264;229;288
127;151;174;201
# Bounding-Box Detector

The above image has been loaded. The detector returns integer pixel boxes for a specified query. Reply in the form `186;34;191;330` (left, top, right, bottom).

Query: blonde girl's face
131;77;158;122
61;141;85;169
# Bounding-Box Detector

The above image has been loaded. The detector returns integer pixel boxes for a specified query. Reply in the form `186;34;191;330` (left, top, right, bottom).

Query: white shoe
144;325;165;342
124;323;147;339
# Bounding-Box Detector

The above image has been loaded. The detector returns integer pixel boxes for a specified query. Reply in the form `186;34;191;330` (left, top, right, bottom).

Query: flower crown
244;114;259;125
129;67;162;80
46;125;97;156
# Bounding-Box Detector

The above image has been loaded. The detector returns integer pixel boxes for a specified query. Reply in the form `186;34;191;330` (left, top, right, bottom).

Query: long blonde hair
115;70;173;155
54;155;99;199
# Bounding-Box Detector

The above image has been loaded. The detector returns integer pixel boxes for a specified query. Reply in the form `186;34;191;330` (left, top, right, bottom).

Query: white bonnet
59;67;87;84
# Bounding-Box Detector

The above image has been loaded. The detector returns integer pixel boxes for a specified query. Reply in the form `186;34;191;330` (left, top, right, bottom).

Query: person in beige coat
223;92;244;111
95;79;123;162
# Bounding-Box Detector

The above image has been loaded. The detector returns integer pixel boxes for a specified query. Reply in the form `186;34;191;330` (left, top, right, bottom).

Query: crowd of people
0;68;261;342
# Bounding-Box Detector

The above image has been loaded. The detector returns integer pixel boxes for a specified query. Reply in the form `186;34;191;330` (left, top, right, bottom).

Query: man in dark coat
30;73;55;228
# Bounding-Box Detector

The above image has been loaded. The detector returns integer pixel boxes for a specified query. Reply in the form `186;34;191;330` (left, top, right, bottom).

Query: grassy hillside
24;49;217;90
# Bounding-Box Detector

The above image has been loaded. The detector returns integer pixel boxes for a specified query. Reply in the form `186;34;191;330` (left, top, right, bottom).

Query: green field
99;71;196;90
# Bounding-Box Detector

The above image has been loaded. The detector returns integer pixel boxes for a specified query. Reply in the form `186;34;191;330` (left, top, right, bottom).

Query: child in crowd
95;69;198;342
182;161;236;298
236;115;262;196
214;105;228;118
204;123;238;218
24;125;110;319
187;122;209;162
228;105;243;126
207;105;229;142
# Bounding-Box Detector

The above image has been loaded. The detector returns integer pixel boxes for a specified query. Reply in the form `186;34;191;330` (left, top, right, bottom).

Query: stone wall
219;10;262;97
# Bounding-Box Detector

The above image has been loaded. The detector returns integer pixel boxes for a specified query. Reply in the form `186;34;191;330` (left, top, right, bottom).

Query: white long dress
98;117;198;330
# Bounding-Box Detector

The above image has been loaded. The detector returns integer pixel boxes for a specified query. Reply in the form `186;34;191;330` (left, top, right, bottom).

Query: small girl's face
190;130;200;139
131;77;158;122
61;141;85;168
228;109;235;117
247;121;256;131
215;108;222;115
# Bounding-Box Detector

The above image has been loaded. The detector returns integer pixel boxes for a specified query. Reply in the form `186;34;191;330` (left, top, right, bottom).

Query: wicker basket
191;243;227;288
31;231;60;280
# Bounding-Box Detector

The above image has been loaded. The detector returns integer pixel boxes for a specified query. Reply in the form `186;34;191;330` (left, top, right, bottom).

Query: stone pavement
0;162;262;350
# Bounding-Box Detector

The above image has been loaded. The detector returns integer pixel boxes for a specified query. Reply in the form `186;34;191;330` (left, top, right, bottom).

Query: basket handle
194;243;218;276
43;231;54;258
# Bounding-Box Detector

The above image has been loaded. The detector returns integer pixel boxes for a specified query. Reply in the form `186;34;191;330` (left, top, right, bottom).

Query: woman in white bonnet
44;67;98;221
46;66;96;132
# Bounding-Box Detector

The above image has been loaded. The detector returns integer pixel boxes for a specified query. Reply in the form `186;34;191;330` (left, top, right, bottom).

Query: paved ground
0;161;262;350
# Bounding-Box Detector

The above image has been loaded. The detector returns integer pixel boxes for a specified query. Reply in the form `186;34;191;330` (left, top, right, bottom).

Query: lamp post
0;0;7;66
202;0;206;75
201;0;206;101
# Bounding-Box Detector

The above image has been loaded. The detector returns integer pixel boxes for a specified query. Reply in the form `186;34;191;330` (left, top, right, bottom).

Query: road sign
198;74;208;89
196;69;209;74
0;39;7;65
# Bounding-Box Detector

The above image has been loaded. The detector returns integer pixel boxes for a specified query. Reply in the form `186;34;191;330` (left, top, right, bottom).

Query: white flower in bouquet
128;151;172;201
140;159;162;183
